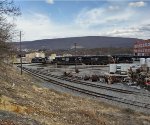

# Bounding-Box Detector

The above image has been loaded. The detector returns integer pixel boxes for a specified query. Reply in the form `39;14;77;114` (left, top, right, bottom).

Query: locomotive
52;56;82;65
31;57;46;63
52;55;114;65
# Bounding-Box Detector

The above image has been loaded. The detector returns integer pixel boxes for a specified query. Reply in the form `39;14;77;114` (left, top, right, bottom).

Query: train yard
19;63;150;114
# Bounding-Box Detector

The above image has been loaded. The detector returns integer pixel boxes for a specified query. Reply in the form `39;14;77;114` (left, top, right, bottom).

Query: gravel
22;64;150;114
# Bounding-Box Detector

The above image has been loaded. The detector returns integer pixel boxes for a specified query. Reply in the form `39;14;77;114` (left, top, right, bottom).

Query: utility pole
74;43;77;72
20;31;22;75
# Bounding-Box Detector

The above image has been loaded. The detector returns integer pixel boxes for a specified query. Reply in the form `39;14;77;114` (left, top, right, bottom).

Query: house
134;39;150;56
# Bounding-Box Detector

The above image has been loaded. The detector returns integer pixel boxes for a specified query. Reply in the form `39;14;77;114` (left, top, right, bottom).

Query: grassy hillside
0;63;150;125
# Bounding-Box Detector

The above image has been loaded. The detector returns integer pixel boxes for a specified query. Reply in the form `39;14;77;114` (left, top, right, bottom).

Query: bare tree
0;0;20;60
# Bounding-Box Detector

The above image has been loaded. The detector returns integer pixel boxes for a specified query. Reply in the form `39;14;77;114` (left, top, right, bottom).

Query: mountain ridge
13;36;140;50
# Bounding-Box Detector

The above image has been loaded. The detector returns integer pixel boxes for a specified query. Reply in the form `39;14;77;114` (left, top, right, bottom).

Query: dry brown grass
0;120;18;125
0;64;150;125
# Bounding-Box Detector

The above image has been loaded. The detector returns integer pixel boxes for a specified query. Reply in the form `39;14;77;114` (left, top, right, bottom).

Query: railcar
52;56;82;65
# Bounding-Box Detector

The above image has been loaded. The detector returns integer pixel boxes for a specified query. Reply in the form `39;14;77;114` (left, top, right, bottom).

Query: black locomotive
52;56;82;65
52;55;114;65
31;57;46;63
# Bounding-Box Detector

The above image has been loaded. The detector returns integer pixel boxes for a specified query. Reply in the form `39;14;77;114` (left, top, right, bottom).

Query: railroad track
25;67;150;97
48;74;150;96
22;67;150;111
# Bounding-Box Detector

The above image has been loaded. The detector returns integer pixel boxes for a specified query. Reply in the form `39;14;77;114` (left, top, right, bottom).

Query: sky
13;0;150;41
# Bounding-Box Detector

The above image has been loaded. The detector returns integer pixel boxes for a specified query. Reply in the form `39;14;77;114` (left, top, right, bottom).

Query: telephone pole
74;43;77;72
20;31;22;75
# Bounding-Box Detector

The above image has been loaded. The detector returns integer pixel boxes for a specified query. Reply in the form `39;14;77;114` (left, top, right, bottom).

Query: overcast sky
14;0;150;41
